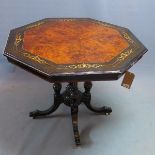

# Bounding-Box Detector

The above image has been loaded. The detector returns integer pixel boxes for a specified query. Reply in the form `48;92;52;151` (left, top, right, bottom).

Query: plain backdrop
0;0;154;155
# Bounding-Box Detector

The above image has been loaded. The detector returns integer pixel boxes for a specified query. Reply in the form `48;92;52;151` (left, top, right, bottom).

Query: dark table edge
4;54;122;83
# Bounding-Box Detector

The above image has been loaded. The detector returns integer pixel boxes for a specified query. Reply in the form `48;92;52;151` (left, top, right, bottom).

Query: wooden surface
23;20;129;64
4;18;147;82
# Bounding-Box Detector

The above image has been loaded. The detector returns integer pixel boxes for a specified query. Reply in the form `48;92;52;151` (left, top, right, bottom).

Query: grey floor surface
0;0;154;155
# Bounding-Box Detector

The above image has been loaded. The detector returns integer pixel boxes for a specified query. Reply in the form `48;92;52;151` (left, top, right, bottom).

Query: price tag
121;71;135;89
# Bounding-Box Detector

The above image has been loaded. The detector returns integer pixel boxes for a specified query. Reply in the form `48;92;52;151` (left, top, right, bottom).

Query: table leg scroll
84;102;112;114
83;81;112;115
29;82;62;119
29;101;61;119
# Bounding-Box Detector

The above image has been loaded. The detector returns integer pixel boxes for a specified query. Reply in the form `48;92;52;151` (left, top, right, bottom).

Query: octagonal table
4;18;147;146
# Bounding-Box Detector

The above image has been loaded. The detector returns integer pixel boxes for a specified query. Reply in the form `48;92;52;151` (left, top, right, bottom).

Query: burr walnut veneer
23;20;129;64
4;18;147;146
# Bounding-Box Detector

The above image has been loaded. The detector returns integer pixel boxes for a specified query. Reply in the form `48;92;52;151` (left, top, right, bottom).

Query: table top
4;18;147;82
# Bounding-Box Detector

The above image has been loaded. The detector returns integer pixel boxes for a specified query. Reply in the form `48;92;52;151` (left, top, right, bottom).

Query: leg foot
83;81;112;115
71;105;80;146
84;103;112;114
29;82;62;118
29;102;61;118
